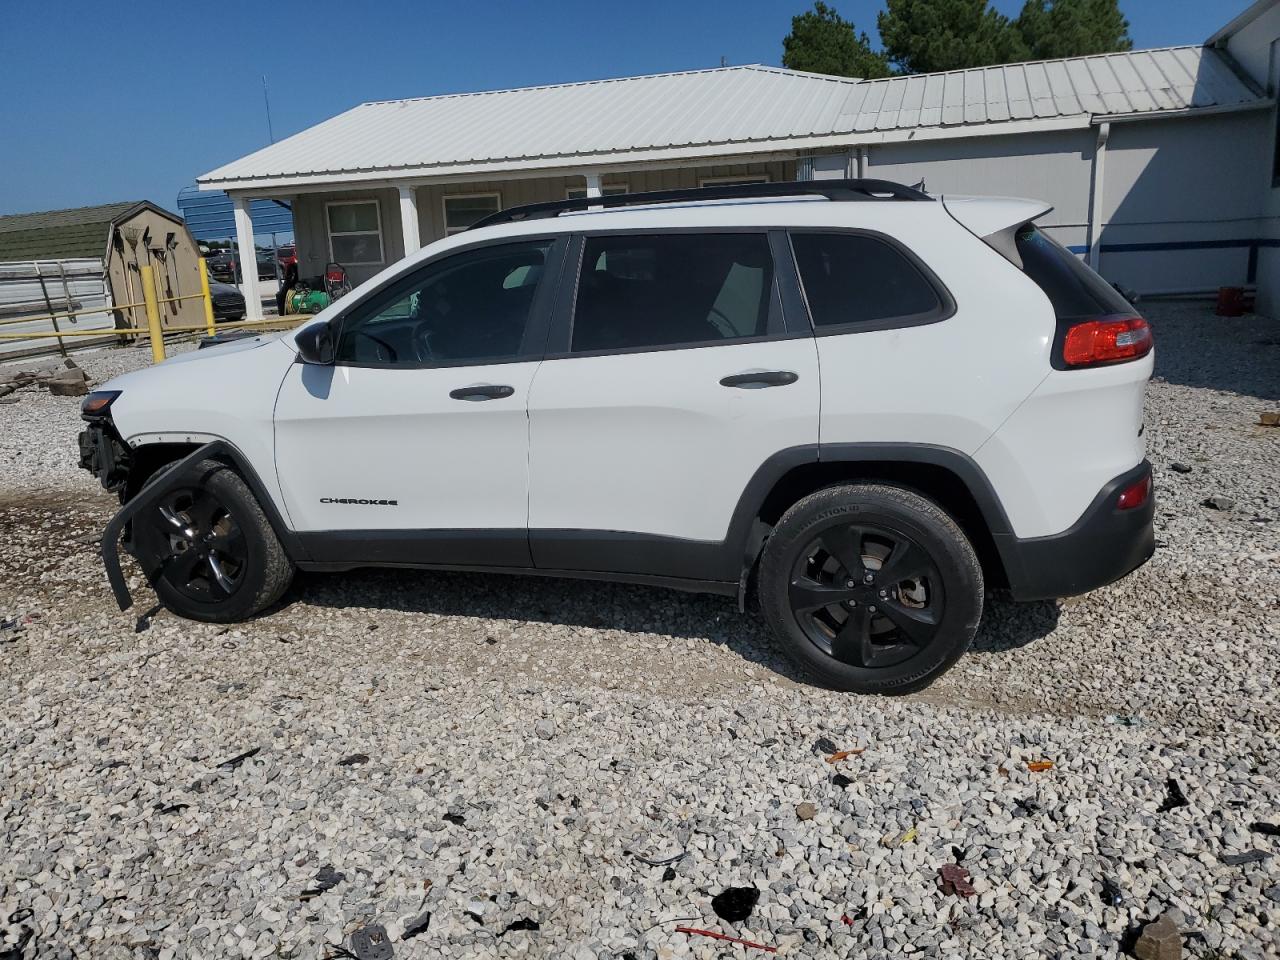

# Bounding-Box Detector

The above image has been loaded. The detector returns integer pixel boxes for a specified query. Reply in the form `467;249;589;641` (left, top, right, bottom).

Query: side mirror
295;321;335;365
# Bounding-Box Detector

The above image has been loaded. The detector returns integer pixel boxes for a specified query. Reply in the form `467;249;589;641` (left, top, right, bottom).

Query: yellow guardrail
0;260;308;360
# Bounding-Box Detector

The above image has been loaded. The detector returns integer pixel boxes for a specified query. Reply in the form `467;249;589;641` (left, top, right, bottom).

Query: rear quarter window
790;232;950;332
1014;225;1135;319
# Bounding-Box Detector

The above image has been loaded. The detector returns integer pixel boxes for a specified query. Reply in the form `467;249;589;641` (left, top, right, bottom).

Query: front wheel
758;483;983;694
132;459;294;622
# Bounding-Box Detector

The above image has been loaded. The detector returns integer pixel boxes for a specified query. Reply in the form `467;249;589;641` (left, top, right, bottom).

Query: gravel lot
1;303;1278;960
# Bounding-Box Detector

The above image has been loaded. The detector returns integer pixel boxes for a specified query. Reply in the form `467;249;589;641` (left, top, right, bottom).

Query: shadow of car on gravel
284;567;1060;685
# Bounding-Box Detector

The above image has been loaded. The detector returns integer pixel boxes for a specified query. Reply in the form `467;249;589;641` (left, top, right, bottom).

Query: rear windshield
1014;225;1134;320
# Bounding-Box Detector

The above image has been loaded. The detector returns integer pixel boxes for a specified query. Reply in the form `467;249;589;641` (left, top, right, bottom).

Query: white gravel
1;302;1278;960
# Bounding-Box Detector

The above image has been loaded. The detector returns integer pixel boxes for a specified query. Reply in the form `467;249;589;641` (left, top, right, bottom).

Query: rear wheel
758;483;983;694
132;460;294;622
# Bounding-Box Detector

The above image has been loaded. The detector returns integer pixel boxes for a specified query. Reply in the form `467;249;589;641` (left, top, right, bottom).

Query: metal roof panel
199;50;1269;186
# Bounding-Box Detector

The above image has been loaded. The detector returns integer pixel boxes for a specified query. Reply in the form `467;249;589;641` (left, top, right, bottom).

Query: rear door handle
449;384;515;401
719;370;799;389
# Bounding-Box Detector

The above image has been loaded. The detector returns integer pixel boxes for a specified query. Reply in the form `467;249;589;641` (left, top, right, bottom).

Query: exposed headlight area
81;390;122;420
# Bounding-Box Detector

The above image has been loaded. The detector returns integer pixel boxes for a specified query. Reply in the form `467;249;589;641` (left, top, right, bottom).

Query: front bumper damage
79;426;229;612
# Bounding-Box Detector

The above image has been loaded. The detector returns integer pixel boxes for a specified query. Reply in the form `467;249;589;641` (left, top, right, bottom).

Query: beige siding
291;160;798;275
292;187;405;286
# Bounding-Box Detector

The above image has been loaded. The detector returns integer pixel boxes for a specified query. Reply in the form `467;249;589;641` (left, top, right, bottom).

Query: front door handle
719;370;799;389
449;384;515;401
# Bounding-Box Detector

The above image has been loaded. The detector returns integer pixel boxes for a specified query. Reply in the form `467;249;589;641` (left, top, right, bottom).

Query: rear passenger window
1013;225;1134;319
572;234;775;353
791;233;944;330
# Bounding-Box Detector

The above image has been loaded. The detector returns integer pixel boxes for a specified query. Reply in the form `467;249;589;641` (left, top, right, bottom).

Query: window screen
327;201;383;265
443;195;501;235
791;233;943;329
1014;225;1134;319
572;233;774;353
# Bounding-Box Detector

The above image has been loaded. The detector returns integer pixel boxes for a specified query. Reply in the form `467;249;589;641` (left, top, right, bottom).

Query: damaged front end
77;392;232;612
78;391;131;494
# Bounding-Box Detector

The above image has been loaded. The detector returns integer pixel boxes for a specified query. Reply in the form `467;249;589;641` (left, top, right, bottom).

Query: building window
566;183;629;199
443;193;501;235
699;174;769;187
326;200;384;266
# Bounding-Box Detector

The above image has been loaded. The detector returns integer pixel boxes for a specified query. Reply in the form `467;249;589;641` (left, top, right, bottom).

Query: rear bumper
998;460;1155;601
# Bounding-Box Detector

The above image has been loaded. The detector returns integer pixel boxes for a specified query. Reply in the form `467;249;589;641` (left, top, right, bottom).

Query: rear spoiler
942;196;1053;270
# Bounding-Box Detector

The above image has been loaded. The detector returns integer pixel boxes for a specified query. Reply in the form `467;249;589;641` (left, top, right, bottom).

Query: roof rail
468;178;931;230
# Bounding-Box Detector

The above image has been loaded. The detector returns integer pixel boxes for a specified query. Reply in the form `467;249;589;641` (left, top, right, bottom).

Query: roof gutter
1091;98;1275;124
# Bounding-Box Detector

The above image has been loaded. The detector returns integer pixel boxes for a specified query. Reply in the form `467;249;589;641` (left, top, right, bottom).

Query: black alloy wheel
757;483;983;694
788;523;943;668
152;487;247;602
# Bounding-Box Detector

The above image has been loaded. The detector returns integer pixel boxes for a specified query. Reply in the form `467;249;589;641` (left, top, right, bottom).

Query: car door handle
449;384;515;401
719;370;799;389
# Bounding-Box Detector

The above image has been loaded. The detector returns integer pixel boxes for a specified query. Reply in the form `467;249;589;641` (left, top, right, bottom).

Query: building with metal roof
199;3;1279;318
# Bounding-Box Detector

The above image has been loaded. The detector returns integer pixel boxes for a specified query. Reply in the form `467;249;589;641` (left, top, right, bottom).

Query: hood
97;329;295;395
161;328;294;365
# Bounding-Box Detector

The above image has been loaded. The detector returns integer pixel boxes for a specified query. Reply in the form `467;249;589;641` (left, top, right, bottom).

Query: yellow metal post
198;258;216;336
139;265;165;363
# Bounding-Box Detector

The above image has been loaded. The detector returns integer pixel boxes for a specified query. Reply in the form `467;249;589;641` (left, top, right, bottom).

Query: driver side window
335;240;554;367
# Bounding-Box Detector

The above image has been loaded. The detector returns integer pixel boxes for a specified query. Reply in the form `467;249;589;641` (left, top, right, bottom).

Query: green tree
877;0;1029;74
1015;0;1132;60
782;1;892;79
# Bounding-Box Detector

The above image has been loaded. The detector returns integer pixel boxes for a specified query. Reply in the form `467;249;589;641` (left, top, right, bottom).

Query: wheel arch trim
729;442;1017;608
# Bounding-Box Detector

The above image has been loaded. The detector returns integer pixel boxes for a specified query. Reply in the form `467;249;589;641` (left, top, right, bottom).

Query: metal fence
0;260;303;362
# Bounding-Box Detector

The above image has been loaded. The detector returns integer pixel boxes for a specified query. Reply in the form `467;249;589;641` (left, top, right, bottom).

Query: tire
132;459;294;623
758;483;983;694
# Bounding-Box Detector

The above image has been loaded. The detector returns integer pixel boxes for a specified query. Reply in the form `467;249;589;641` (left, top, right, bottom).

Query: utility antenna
263;74;275;143
720;55;727;67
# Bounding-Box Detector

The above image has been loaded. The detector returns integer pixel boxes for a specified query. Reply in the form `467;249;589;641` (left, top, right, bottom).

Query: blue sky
0;0;1254;216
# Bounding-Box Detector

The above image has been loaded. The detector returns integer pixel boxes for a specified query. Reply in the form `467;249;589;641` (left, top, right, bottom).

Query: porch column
584;172;603;209
398;185;421;255
232;196;263;320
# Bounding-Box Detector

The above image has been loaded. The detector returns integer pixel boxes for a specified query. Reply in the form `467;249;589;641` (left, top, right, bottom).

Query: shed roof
199;46;1270;191
0;201;182;262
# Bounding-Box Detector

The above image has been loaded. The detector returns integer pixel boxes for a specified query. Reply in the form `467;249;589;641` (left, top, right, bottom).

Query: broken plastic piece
402;911;431;941
630;849;685;867
675;927;777;953
825;748;864;763
500;918;540;935
1027;760;1054;773
218;747;261;770
300;864;346;899
831;774;853;789
1100;876;1124;907
349;924;392;960
1221;850;1270;866
1250;822;1280;837
938;864;976;897
338;754;370;766
711;887;760;923
1157;778;1188;813
443;813;466;826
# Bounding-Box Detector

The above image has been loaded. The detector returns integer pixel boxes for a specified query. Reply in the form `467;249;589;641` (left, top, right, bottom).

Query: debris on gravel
1;303;1278;959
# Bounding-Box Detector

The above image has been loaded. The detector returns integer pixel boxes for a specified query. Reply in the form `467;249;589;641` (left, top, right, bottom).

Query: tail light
1116;472;1151;510
1060;316;1152;368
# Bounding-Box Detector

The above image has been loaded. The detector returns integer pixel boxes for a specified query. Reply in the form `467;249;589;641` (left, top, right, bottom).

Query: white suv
78;180;1155;693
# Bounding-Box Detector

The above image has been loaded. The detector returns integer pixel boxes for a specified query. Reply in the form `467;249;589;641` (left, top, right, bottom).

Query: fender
727;442;1019;609
100;440;309;611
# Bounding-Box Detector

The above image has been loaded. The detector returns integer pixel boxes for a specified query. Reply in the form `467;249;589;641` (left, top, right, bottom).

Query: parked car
206;249;278;283
208;279;245;321
77;180;1154;693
